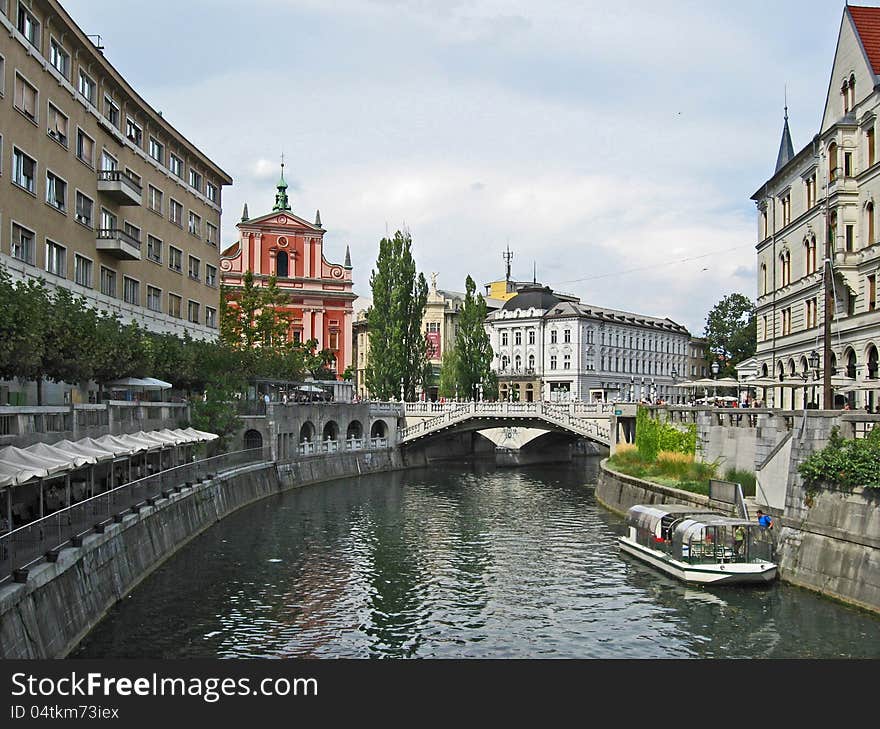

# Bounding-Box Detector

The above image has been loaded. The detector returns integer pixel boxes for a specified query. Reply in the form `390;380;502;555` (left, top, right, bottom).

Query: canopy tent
296;384;325;393
0;446;74;488
93;434;146;456
839;381;880;393
52;438;117;462
131;430;176;448
712;377;742;388
25;442;95;469
107;377;173;390
0;460;50;487
158;429;196;445
181;427;219;442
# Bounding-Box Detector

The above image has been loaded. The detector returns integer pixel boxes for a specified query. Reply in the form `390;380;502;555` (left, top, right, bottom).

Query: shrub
798;426;880;491
724;467;757;496
655;450;694;480
635;407;697;462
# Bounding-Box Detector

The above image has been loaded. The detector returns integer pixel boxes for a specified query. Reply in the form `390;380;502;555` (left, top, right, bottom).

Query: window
205;264;217;287
528;329;535;345
781;192;791;226
148;185;163;214
806;173;817;208
124;222;141;245
206;222;217;246
189;168;202;191
17;3;39;47
528;354;535;370
147;235;162;263
45;240;66;277
146;286;162;312
781;308;791;336
50;39;69;78
12;147;36;193
550;330;557;344
869;274;877;311
805;298;818;329
778;250;791;286
0;54;5;96
868;127;876;168
149;137;164;164
100;150;117;172
550;355;557;370
762;315;769;341
47;103;68;146
169;246;182;272
100;267;117;297
804;238;817;275
170;199;183;226
45;170;66;211
188;211;201;236
187;300;200;323
75;191;93;227
125;117;142;147
501;332;508;346
188;255;200;280
829;142;838;183
76;129;94;166
123;276;140;305
78;70;96;105
168;294;181;318
563;354;571;370
206;307;217;328
11;223;35;263
74;255;92;288
14;73;37;122
104;95;120;128
761;209;768;239
169;153;182;178
846;224;855;253
100;208;116;231
564;329;571;343
514;330;522;345
206;181;217;203
844;151;853;177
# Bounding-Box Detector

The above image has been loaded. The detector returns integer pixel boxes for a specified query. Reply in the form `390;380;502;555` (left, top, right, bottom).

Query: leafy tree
0;272;50;402
221;270;290;350
453;275;497;400
438;348;459;398
703;293;756;377
366;230;429;399
342;365;355;381
43;288;97;392
91;316;150;399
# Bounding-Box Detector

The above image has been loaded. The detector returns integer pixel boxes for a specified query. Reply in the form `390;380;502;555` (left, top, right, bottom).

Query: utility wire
548;243;753;286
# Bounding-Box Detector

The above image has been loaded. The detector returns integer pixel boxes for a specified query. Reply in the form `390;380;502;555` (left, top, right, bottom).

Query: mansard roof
545;301;690;334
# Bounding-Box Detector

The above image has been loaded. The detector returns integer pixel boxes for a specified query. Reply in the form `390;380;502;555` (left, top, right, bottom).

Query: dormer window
849;73;856;111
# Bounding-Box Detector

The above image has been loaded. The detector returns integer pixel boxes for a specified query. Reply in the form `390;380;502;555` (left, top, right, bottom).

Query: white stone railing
297;436;388;456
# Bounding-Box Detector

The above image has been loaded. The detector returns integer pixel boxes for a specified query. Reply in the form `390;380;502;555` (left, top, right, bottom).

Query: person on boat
756;510;773;530
734;526;746;556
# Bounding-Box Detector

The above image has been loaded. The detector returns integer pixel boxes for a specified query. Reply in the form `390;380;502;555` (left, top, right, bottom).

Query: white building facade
486;285;690;402
752;5;880;411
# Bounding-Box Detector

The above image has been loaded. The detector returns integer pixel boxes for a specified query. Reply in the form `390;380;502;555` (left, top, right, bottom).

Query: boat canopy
625;504;721;538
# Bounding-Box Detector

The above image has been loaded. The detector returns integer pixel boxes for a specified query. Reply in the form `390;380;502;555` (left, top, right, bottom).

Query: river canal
72;459;880;659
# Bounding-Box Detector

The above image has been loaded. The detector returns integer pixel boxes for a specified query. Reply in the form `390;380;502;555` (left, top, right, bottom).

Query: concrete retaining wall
596;459;880;615
0;448;402;659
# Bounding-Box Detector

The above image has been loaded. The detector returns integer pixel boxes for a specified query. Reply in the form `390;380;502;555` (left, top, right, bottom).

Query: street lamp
671;367;678;404
629;376;634;403
710;360;720;400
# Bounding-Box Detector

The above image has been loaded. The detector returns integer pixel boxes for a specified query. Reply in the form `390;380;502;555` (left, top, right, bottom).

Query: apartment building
0;0;232;342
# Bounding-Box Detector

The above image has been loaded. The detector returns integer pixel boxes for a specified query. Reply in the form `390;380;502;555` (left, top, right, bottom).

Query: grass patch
608;446;717;496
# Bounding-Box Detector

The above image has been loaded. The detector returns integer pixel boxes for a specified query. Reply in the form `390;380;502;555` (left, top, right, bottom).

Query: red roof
849;5;880;74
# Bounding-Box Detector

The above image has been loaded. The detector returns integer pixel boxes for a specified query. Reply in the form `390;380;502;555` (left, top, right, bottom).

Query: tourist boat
618;504;777;585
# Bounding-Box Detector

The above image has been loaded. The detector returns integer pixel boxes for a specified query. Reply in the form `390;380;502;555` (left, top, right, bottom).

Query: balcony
96;228;142;260
96;170;142;206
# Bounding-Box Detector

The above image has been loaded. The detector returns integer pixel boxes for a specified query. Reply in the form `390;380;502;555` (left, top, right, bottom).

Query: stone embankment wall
0;449;400;659
596;459;880;615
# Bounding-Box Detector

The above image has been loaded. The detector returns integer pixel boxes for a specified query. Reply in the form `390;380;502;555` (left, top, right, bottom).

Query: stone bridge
399;401;613;447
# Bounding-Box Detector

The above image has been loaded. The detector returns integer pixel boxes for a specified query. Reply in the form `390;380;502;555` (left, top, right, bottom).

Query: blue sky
64;0;855;334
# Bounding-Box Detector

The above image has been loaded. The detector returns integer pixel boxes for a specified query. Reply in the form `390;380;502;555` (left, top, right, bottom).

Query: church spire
775;100;795;174
315;209;322;227
241;202;249;222
344;244;351;268
272;154;291;212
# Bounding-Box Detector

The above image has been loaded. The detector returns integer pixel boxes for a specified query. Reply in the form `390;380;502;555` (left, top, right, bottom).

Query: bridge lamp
809;350;821;378
711;360;720;378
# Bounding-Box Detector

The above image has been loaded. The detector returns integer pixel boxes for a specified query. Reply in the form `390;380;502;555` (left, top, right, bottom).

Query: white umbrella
25;441;95;469
0;445;72;477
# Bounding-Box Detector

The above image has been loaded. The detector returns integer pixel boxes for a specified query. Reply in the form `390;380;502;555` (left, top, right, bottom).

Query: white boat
618;504;777;585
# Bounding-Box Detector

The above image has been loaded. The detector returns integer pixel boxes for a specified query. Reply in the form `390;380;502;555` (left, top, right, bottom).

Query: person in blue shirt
756;510;774;530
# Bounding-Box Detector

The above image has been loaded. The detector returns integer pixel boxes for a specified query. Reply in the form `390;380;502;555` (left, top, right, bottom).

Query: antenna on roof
503;243;513;282
533;261;537;284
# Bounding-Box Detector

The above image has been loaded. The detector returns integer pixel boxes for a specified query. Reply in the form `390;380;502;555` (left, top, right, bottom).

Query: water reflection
72;460;880;659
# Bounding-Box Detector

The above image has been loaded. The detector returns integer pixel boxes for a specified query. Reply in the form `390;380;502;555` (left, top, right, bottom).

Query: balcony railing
96;169;142;206
96;228;142;260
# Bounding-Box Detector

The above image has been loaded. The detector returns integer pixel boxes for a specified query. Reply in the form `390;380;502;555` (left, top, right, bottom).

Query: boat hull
618;537;777;585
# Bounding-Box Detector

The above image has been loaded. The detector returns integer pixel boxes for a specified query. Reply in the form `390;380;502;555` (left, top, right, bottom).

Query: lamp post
711;360;720;400
671;367;678;404
809;349;821;408
629;375;634;402
478;382;484;403
650;377;656;404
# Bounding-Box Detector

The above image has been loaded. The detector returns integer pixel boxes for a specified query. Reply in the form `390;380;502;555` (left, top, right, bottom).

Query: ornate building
751;4;880;410
219;166;355;377
486;284;691;402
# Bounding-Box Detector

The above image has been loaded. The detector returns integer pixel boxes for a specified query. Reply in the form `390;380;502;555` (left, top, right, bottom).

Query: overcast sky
65;0;853;334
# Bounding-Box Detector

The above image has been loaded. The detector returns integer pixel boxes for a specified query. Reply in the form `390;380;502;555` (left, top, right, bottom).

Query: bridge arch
371;420;388;439
346;420;363;440
323;420;339;441
300;421;316;443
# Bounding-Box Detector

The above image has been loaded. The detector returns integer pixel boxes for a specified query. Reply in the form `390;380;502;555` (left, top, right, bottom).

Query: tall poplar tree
453;275;497;400
366;230;429;400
